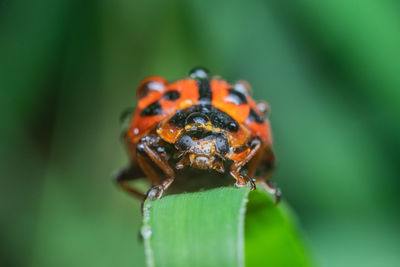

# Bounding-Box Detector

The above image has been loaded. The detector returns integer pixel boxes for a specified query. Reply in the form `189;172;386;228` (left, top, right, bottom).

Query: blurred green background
1;0;400;266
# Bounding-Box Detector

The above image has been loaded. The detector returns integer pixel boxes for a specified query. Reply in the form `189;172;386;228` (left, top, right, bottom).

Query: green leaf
141;186;312;267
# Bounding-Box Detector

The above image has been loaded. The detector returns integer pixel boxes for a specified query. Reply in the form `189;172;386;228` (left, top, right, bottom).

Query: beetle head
174;112;230;172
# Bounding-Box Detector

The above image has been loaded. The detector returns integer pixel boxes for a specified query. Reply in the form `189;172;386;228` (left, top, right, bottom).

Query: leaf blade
142;186;312;267
245;189;312;267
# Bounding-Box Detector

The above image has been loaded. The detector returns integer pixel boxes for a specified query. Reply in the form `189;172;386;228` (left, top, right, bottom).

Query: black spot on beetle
140;101;163;116
169;104;239;132
226;88;248;105
163;90;180;101
247;108;265;123
198;79;212;102
211;108;239;131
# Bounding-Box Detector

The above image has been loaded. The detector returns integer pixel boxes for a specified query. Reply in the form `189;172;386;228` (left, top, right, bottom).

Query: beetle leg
140;178;175;213
175;155;189;170
229;138;262;190
145;178;174;200
213;159;225;174
246;148;265;178
137;155;163;186
114;164;146;198
248;146;280;204
137;136;175;200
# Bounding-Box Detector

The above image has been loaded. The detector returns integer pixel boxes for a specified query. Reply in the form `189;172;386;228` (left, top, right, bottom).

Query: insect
115;67;280;203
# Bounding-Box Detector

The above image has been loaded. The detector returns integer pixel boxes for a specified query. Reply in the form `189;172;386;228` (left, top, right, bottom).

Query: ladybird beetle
115;67;280;203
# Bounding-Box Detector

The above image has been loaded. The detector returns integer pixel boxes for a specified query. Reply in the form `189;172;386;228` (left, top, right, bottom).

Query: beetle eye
176;134;193;151
137;76;167;100
215;134;229;155
234;80;252;96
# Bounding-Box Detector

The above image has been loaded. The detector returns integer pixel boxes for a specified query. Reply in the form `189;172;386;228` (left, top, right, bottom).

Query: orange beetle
116;68;280;202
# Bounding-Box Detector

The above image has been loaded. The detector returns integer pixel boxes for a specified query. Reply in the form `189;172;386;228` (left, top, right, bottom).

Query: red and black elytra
115;67;280;203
